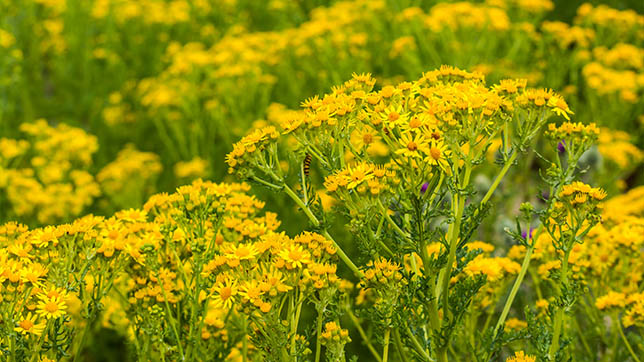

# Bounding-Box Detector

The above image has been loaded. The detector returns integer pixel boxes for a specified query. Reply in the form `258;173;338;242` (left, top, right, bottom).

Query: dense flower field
0;0;643;361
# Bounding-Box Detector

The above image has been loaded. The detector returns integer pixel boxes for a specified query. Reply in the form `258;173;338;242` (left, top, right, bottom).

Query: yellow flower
210;278;238;309
279;244;311;269
347;164;374;189
36;295;68;320
395;132;428;159
14;312;46;336
424;140;451;172
224;243;259;267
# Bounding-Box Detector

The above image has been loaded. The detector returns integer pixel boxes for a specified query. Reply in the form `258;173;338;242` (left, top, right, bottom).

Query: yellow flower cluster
541;21;596;50
596;291;644;327
319;321;351;344
226;126;280;173
0;120;101;224
361;258;404;287
281;72;376;133
324;162;394;196
515;88;573;119
91;0;191;25
558;181;607;204
592;43;644;70
546;121;600;150
424;2;511;32
506;351;536;362
455;243;521;308
0;178;342;360
582;62;643;102
597;128;643;169
575;3;644;39
462;256;521;283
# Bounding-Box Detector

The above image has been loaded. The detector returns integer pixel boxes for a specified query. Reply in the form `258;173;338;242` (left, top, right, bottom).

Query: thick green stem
290;293;304;356
382;328;392;362
315;309;324;362
242;323;248;362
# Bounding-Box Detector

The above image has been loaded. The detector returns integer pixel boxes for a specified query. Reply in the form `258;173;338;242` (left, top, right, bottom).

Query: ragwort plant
227;66;623;361
0;180;348;361
0;65;643;361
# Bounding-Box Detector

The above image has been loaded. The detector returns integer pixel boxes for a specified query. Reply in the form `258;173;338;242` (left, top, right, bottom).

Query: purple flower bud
557;140;566;154
420;182;429;194
521;227;535;240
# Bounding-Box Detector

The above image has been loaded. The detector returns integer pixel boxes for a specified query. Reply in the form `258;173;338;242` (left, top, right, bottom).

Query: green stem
315;308;324;362
290;293;304;356
159;279;185;360
616;315;641;362
382;328;391;362
404;328;434;362
549;248;571;359
492;238;536;339
301;160;309;205
393;329;410;362
9;330;16;362
283;184;362;277
243;320;248;362
481;151;518;205
436;162;471;313
251;175;282;189
379;201;411;241
417;225;441;352
346;309;382;362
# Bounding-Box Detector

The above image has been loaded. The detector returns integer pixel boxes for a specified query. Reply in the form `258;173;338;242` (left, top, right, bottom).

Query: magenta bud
420;182;429;194
557;140;566;154
521;227;535;240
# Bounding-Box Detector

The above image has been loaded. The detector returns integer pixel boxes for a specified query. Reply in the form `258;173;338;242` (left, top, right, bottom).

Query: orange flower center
409;117;421;128
108;230;119;240
236;247;250;258
388;112;400;121
220;287;232;300
430;146;442;160
407;141;418;151
19;319;34;330
362;133;374;144
44;301;59;314
40;232;53;243
288;250;303;261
